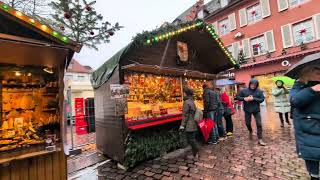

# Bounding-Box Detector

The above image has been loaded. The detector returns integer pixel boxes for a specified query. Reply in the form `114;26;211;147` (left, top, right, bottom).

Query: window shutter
265;30;276;52
281;24;293;48
313;13;320;40
260;0;271;18
212;21;218;34
228;13;237;31
277;0;288;12
242;39;251;58
232;42;240;60
239;8;247;27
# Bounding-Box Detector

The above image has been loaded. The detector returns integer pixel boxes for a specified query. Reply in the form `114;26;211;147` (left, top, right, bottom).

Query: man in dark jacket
203;82;221;144
237;79;266;146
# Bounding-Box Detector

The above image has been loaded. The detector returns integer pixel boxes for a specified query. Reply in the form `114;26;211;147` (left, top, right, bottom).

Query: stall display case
92;20;239;168
0;1;81;179
0;66;60;152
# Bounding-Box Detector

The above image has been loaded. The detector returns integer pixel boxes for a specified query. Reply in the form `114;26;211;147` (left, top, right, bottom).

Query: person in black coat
290;65;320;180
203;82;221;144
236;79;266;146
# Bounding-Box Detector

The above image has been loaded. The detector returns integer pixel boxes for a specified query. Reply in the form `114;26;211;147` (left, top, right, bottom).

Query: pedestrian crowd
179;64;320;180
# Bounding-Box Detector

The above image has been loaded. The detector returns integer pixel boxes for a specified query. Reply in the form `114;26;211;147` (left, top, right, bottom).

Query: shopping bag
197;118;215;142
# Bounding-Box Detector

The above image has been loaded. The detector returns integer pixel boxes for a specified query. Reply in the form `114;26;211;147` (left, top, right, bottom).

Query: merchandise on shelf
0;65;60;152
124;73;183;121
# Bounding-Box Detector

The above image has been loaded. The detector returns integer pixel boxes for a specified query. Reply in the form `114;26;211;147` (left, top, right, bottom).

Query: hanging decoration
85;5;92;11
299;28;306;34
64;12;71;19
251;10;257;16
255;44;260;48
0;1;70;44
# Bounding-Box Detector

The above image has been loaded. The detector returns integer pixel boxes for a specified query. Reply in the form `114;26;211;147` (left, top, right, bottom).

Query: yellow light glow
41;25;47;30
16;11;23;17
29;19;35;23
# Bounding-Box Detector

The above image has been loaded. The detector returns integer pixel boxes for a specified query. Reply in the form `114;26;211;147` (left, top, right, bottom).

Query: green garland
124;123;187;169
131;19;238;67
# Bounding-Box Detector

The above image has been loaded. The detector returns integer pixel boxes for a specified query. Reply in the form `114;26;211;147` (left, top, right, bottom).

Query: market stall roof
0;1;82;67
92;20;239;89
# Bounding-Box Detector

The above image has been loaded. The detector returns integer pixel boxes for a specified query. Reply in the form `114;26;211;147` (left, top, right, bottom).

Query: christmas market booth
0;2;81;179
91;20;238;168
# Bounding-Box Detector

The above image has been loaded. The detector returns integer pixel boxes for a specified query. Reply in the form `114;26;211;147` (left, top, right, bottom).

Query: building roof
67;59;93;73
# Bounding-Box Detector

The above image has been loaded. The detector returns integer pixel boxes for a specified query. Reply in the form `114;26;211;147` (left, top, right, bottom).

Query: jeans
186;131;199;156
279;112;289;124
305;160;320;177
224;114;233;133
216;110;226;137
208;111;219;142
245;111;263;139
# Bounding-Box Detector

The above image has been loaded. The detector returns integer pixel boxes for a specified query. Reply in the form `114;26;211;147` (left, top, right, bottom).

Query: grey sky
74;0;208;70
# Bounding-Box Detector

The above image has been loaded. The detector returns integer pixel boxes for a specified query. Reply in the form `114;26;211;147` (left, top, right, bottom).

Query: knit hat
183;87;194;96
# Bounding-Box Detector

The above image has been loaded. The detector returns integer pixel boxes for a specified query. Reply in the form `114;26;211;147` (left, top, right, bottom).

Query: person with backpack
180;87;200;159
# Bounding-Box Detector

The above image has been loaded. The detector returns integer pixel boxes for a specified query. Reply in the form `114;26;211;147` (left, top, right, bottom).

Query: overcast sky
74;0;209;69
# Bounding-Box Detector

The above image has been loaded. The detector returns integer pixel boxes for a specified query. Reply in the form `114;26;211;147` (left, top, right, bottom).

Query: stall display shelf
127;114;182;130
0;145;61;164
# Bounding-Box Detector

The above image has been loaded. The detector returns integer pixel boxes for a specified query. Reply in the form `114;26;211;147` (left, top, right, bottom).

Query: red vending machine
75;98;88;135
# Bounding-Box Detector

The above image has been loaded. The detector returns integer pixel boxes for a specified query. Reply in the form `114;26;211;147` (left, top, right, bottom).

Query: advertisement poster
115;98;128;116
110;84;129;99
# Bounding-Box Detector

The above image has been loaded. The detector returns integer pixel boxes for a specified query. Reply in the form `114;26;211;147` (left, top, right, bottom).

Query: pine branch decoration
50;0;123;50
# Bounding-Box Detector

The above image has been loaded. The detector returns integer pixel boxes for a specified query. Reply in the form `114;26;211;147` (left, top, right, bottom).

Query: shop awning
91;20;239;89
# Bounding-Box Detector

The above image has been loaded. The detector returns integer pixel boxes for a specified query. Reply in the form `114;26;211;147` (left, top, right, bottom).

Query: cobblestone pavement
89;106;310;180
66;126;96;147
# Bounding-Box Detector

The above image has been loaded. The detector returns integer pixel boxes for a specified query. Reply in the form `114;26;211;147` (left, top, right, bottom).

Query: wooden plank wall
0;151;66;180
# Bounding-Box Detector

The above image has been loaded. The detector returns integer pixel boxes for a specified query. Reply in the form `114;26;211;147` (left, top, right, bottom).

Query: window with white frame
77;75;86;82
219;18;230;35
247;4;262;24
289;0;305;7
292;19;314;45
227;45;233;57
250;36;266;56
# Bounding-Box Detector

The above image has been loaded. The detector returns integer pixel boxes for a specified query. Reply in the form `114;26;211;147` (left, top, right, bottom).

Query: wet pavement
73;106;310;180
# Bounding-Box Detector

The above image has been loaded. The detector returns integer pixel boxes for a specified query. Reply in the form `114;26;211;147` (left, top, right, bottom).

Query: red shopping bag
198;118;215;142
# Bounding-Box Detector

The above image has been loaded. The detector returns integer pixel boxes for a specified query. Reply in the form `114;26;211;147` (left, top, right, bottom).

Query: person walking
180;87;199;159
203;82;220;144
220;87;235;136
290;65;320;180
236;79;266;146
272;80;291;127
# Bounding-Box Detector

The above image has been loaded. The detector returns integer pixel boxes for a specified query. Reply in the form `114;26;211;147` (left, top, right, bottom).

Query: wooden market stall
91;20;238;168
0;2;81;179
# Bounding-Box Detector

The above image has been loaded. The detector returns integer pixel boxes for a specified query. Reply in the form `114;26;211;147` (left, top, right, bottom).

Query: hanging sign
177;41;189;62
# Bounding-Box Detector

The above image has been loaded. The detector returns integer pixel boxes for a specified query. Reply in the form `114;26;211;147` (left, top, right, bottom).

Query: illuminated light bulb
52;31;58;36
41;25;47;30
155;37;159;41
15;71;21;76
62;36;68;42
27;73;32;77
159;36;162;40
146;39;151;44
16;11;23;17
172;32;175;35
2;4;9;10
29;19;35;24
